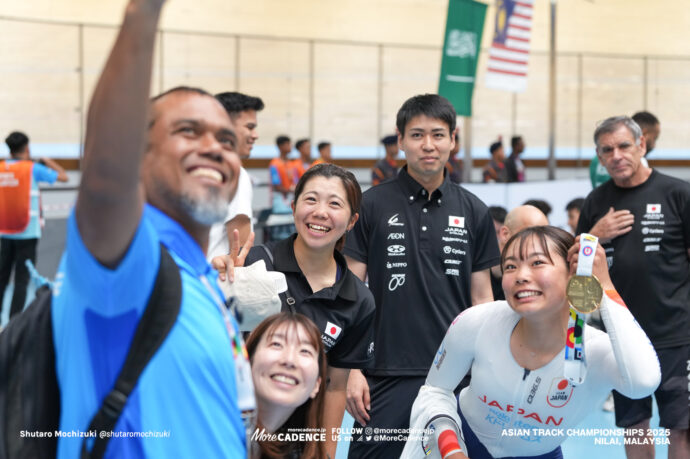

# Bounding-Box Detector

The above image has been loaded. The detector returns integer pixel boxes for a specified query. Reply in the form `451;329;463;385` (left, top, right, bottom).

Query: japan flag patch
325;322;342;340
646;204;661;213
448;216;465;228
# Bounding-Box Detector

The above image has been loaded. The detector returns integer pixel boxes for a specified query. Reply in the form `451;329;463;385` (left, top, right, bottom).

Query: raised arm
76;0;164;267
40;157;68;182
568;238;660;398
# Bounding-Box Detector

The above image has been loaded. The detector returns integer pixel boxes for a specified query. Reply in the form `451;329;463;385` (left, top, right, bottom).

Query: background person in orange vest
269;135;294;213
312;141;332;166
371;134;399;186
291;138;312;183
0;131;67;320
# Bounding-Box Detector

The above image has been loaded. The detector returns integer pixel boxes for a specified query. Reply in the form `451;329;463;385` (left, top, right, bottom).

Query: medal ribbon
200;276;257;450
564;233;598;385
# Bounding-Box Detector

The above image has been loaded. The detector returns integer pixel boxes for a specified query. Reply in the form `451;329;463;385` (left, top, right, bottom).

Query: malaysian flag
485;0;533;92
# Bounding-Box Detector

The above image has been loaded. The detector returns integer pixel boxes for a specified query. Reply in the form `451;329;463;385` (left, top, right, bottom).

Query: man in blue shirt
0;131;67;319
51;1;253;457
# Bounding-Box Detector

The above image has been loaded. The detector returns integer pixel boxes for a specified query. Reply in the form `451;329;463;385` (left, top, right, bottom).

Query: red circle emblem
330;327;337;335
583;246;593;256
558;379;568;390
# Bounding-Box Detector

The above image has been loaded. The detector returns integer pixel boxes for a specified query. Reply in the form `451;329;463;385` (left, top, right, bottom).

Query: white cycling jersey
402;294;660;458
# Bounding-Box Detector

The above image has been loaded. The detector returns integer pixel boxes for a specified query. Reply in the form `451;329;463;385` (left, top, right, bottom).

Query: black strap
80;245;181;459
258;244;273;265
257;244;296;313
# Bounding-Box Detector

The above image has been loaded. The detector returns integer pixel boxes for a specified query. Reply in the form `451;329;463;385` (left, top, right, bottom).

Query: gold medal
566;275;603;314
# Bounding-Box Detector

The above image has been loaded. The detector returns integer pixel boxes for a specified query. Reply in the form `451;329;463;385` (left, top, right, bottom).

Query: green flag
438;0;487;116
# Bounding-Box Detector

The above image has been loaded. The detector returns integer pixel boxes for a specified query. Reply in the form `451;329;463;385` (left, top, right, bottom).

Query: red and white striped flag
485;0;533;92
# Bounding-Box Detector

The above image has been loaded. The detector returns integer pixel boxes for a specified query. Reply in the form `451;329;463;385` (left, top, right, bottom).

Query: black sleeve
470;202;501;272
342;194;372;264
326;291;376;369
678;187;690;251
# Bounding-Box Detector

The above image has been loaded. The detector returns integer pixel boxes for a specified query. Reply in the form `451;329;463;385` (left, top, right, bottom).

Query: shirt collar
398;165;450;206
144;204;212;277
272;234;357;301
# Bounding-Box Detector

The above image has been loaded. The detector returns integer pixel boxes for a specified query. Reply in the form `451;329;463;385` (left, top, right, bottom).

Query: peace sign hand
211;230;255;283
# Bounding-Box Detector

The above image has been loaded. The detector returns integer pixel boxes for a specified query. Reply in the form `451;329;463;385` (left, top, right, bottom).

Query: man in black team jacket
343;94;499;458
577;116;690;459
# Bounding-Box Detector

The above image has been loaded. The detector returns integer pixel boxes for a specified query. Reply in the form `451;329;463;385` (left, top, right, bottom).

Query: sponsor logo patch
434;343;447;370
388;274;406;291
442;236;467;243
527;376;542;404
387;245;406;256
387;232;405;240
445;268;460;276
445;227;468;236
444;259;461;265
325;322;342;339
443;245;467;256
546;378;573;408
448;216;465;228
386;261;408;269
388;213;404;227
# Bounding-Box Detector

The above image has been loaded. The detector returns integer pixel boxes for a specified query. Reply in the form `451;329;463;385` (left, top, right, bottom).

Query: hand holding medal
563;234;615;385
566;234;602;313
566;234;616;302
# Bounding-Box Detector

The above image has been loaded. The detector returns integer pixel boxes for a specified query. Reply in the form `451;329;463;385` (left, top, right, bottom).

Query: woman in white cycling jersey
402;226;660;459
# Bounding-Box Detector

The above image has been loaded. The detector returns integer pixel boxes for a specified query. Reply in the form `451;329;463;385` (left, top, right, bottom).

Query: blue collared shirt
53;205;246;458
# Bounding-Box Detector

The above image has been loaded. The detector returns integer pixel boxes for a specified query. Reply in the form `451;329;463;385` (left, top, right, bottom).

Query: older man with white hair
578;115;690;459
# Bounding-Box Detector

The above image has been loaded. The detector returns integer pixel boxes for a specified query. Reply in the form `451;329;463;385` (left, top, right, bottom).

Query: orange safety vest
289;159;308;183
268;158;293;190
0;160;34;234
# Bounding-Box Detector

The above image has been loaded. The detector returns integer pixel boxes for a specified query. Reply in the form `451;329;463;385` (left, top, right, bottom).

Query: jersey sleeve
56;210;160;317
342;194;372;264
325;289;375;369
32;162;59;184
588;293;661;399
401;305;487;459
470;205;501;272
425;305;484;390
678;187;690;249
